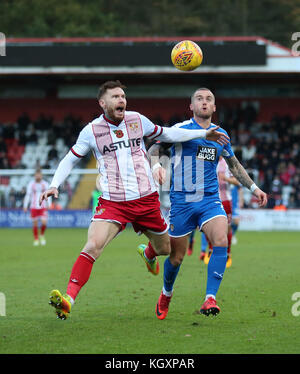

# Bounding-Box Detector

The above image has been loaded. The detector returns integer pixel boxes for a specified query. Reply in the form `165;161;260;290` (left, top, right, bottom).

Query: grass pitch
0;227;300;354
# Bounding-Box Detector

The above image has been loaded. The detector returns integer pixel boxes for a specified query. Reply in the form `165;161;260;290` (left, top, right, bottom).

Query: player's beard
199;113;211;120
106;106;125;124
195;108;213;121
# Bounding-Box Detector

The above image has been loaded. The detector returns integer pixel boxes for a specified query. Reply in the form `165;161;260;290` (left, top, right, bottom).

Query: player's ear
213;105;216;113
189;102;194;112
98;98;106;110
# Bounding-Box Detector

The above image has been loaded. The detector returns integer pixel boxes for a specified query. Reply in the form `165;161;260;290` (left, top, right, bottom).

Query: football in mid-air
171;40;203;71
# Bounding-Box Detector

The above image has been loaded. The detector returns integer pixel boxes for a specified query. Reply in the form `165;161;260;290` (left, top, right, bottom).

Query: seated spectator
17;112;31;132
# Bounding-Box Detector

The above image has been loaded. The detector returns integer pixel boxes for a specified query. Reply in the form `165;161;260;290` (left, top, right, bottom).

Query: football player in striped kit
23;169;50;246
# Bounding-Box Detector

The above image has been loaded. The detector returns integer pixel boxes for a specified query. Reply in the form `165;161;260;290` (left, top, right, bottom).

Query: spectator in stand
242;139;256;162
27;128;38;145
17;113;31;132
0;136;7;154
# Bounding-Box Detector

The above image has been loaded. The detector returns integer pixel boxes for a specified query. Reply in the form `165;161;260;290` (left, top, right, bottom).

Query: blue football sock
206;246;227;297
163;257;181;293
231;222;238;235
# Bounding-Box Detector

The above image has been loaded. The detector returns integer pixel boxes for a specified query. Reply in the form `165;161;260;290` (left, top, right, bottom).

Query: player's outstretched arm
225;155;268;207
156;125;230;145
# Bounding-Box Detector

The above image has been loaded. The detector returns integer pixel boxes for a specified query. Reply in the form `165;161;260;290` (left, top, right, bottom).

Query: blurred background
0;0;300;230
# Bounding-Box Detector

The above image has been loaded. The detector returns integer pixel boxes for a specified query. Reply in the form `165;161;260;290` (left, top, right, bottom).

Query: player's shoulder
172;119;193;129
126;110;150;123
211;122;229;136
125;110;140;117
78;118;100;136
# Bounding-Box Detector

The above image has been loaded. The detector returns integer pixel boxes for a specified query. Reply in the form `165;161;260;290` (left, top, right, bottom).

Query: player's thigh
41;218;47;226
202;216;228;247
83;220;121;259
143;230;170;255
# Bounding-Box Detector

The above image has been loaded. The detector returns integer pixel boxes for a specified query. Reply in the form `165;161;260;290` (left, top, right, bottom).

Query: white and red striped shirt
217;157;232;202
71;111;163;201
50;111;208;202
24;179;50;209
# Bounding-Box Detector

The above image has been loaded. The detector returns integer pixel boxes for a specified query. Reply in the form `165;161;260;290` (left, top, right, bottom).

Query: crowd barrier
1;209;300;231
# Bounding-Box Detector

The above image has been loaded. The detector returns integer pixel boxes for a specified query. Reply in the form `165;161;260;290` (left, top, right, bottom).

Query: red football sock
144;241;157;261
40;224;46;235
33;226;38;240
66;252;95;301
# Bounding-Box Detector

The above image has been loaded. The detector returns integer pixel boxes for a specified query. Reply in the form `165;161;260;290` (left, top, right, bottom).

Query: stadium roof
0;36;299;74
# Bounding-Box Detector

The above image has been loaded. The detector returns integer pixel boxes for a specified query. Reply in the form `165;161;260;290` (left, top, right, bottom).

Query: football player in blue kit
147;88;268;319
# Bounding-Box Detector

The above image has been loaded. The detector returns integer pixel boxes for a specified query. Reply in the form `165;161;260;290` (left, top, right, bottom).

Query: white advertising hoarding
239;209;300;231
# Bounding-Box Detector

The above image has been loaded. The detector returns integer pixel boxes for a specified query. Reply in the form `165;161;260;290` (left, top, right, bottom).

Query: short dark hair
97;80;126;100
191;87;215;102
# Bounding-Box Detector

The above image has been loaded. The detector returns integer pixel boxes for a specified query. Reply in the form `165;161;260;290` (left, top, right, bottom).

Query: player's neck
193;115;211;129
103;113;122;126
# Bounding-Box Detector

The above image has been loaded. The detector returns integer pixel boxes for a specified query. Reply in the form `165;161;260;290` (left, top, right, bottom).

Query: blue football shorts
168;193;227;237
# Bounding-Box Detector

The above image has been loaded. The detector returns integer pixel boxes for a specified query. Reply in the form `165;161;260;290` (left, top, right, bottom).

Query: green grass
0;228;300;354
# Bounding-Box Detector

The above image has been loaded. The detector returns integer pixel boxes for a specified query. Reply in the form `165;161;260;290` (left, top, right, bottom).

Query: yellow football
171;40;203;71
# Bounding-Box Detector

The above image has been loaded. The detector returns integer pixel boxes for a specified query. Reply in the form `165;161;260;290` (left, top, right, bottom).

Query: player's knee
155;241;170;256
83;239;104;260
211;234;228;248
171;255;184;267
169;249;185;266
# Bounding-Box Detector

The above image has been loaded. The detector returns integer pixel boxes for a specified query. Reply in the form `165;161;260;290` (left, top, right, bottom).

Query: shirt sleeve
49;151;81;189
220;130;235;158
141;115;206;143
70;125;92;158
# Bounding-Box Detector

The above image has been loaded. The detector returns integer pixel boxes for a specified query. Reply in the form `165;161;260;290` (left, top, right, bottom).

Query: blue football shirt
169;118;234;203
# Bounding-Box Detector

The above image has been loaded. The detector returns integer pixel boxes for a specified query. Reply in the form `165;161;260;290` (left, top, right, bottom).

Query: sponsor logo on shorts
95;207;106;215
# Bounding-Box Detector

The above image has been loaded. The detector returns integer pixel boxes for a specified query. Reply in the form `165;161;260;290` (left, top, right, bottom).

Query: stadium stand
0;113;84;209
0;107;300;210
0;36;299;211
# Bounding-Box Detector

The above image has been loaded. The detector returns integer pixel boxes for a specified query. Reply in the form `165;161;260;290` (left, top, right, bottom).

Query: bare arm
148;143;170;185
224;156;254;189
225;155;268;207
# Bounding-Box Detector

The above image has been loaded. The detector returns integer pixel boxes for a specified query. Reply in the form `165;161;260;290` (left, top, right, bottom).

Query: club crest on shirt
196;146;217;162
113;130;124;138
128;122;139;132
